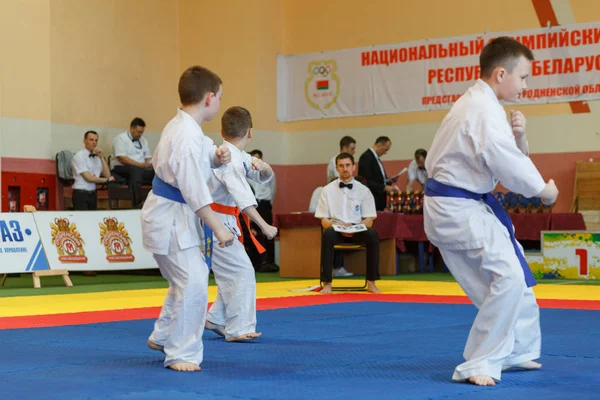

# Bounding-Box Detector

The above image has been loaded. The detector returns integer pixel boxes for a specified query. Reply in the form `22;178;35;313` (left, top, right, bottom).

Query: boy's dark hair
480;37;534;78
178;66;222;106
222;106;253;139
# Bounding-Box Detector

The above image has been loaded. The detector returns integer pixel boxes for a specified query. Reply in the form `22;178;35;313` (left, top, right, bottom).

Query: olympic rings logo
313;65;332;77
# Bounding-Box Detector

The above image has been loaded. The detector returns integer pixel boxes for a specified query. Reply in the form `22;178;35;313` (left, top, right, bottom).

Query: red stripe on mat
0;307;162;330
531;0;591;114
1;294;599;330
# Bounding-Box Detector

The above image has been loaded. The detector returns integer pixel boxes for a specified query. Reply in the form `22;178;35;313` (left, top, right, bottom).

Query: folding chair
56;151;75;210
320;229;368;291
107;183;133;209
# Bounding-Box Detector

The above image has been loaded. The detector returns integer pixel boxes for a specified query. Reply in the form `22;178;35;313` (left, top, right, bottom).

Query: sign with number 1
539;232;600;280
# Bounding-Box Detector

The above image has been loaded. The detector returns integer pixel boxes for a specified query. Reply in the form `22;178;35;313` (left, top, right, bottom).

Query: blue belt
424;178;536;287
152;175;185;203
151;175;213;270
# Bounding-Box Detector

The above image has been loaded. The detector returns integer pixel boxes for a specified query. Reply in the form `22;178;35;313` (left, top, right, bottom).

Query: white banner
33;210;157;271
277;23;600;122
0;213;49;274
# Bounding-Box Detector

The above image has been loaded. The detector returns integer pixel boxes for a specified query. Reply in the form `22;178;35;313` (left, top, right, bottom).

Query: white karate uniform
206;141;273;339
141;108;217;368
423;79;546;381
247;170;276;202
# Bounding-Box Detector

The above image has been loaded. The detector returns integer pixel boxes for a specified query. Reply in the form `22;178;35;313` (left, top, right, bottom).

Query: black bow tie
132;138;139;142
339;182;353;190
89;153;97;158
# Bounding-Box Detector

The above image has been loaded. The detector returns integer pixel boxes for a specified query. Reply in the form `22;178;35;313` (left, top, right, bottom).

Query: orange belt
210;203;266;254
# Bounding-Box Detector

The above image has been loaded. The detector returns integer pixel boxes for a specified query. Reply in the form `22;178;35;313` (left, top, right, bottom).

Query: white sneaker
334;266;354;277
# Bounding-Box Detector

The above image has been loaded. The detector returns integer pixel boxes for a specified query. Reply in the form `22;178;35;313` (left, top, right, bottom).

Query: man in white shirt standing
111;117;154;208
247;149;278;272
315;153;381;295
327;136;356;183
406;148;428;191
71;130;115;210
423;37;559;386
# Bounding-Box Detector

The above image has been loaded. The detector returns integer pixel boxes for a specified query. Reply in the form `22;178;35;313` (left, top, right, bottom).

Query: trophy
413;191;424;214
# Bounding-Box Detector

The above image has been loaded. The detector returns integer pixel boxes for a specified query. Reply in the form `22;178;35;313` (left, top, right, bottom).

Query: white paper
332;224;367;233
389;167;408;181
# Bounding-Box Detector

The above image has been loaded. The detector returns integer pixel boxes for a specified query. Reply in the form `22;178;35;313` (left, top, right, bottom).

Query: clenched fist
215;145;231;165
510;110;526;139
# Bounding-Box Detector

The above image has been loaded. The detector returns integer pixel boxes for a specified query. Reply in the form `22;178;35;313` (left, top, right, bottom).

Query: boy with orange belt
204;106;277;342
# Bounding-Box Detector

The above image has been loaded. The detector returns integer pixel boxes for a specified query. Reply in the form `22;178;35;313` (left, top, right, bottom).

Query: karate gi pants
148;229;209;368
207;239;257;339
439;219;541;381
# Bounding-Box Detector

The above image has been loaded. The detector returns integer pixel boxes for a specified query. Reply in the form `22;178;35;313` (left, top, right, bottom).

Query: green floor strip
0;272;302;297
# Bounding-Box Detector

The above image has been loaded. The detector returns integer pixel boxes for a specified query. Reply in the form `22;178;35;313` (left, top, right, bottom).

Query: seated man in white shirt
326;135;358;277
71;130;115;210
110;117;154;208
406;148;428;191
315;153;381;294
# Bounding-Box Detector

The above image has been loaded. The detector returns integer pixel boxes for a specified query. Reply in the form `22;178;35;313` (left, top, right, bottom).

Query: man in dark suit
358;136;394;211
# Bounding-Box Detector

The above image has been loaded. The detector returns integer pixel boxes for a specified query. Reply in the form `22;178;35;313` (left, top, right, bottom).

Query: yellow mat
1;280;598;318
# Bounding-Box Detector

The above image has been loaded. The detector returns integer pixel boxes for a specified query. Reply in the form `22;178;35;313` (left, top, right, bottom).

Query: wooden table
276;212;402;278
276;212;587;278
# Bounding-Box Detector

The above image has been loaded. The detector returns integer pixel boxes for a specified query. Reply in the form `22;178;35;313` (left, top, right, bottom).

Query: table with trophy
275;190;585;278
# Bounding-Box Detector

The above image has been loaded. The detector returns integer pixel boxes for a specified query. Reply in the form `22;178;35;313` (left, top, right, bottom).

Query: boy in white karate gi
203;106;277;342
423;37;559;386
141;66;235;372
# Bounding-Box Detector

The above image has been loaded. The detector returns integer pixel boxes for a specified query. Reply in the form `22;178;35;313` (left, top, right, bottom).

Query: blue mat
1;302;598;399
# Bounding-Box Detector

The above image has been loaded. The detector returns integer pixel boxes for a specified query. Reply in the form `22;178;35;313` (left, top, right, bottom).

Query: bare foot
468;376;496;386
367;281;381;294
168;362;201;372
320;283;332;294
147;340;164;353
502;360;542;372
226;332;262;342
205;320;226;337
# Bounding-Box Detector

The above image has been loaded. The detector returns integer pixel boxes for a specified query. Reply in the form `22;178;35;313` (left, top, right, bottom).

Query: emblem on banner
50;218;88;263
304;60;340;111
99;217;135;263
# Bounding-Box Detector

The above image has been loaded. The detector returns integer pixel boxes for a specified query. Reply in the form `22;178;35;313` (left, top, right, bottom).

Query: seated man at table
315;152;381;294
